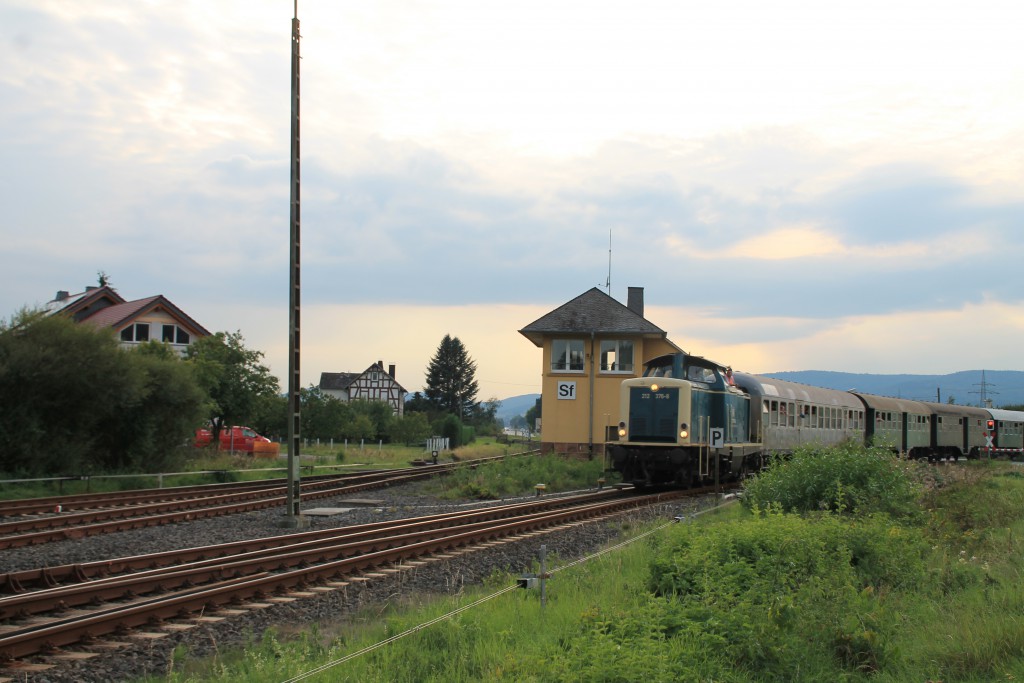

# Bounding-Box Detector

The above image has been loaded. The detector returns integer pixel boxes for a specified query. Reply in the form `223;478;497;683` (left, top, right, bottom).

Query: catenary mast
285;0;304;526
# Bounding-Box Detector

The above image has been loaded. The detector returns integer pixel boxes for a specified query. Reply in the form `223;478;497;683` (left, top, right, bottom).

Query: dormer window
162;324;191;345
120;323;150;342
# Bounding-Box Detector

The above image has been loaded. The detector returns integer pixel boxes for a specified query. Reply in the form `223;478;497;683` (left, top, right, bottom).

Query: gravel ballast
1;482;716;682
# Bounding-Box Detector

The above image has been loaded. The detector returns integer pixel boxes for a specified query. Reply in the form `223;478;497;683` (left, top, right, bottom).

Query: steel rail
0;490;626;606
0;454;528;518
0;488;623;593
0;487;690;660
0;453;536;549
0;497;633;619
0;473;428;552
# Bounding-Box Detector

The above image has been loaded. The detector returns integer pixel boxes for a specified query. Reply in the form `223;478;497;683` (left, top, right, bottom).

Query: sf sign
557;381;577;400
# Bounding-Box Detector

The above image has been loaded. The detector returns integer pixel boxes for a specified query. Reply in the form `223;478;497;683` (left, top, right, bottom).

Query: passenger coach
850;393;931;459
987;409;1024;457
733;372;864;450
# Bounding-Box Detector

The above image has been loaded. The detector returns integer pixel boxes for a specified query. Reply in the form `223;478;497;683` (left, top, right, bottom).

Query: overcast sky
3;0;1023;401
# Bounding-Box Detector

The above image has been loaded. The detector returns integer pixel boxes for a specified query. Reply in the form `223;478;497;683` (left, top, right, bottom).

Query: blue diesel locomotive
606;352;1024;488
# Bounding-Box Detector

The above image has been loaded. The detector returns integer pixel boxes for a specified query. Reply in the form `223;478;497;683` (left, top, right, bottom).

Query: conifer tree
424;334;479;419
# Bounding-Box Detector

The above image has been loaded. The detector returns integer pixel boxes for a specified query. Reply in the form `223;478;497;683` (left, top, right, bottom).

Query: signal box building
519;287;682;455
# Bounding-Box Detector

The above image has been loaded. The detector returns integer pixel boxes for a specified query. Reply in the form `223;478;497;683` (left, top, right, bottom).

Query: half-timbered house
319;361;407;416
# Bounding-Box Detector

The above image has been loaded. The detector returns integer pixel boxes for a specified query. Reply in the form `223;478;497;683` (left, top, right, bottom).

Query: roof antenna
604;229;612;296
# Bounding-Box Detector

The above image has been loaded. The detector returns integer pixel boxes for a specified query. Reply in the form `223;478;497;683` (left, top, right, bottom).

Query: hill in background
760;369;1024;407
488;370;1024;426
486;370;1023;426
491;394;540;425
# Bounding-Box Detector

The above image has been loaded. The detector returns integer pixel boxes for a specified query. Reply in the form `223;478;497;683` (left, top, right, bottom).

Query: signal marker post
711;427;724;496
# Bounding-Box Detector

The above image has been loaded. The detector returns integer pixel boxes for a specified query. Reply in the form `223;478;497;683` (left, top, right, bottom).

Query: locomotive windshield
644;357;676;378
643;353;726;385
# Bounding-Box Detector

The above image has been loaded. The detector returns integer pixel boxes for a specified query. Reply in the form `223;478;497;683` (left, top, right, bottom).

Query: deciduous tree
186;331;279;443
0;310;206;475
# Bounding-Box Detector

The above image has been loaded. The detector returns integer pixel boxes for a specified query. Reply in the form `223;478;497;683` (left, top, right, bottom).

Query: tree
349;399;396;440
0;310;206;475
424;334;479;420
469;396;501;435
389;412;431;445
525;397;541;433
346;414;377;441
300;385;359;442
186;331;279;444
99;341;207;471
252;392;288;440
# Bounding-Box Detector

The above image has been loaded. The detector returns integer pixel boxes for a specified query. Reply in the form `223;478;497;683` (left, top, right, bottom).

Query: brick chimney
388;364;396;379
627;286;644;318
55;290;69;301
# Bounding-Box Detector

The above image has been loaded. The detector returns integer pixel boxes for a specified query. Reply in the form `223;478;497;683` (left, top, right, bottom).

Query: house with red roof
46;285;210;355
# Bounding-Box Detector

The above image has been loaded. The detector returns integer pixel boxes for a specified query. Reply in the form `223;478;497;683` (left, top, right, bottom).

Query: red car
194;425;275;454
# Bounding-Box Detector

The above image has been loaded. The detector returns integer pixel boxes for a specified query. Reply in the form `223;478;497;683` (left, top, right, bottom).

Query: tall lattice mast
286;0;303;524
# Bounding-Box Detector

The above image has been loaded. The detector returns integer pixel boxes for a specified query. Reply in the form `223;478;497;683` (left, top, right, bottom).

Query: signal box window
551;340;584;372
599;340;634;373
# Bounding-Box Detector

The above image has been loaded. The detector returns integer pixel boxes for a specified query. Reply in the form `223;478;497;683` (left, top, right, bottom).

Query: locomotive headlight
618;421;627;438
650;383;659;392
679;423;689;439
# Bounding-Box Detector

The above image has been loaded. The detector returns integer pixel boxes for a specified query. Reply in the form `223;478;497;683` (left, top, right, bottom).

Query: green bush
742;441;922;519
639;511;929;677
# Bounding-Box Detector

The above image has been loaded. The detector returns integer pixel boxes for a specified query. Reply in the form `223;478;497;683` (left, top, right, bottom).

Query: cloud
4;0;1024;397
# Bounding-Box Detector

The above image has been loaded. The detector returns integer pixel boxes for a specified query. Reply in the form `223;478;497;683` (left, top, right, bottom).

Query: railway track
0;453;532;550
0;486;711;664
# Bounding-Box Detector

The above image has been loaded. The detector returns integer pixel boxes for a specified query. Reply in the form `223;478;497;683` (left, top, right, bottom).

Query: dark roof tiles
519;288;665;345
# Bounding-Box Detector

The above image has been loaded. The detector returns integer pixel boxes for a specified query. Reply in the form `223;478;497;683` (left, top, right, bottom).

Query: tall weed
742;442;922;519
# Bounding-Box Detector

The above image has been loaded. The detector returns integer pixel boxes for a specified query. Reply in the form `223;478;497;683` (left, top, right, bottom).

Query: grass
142;448;1024;683
422;451;615;500
0;438;520;501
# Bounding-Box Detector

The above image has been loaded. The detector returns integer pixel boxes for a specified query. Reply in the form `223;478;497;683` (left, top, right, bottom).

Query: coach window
599;340;634;373
551;339;584;372
770;400;779;426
